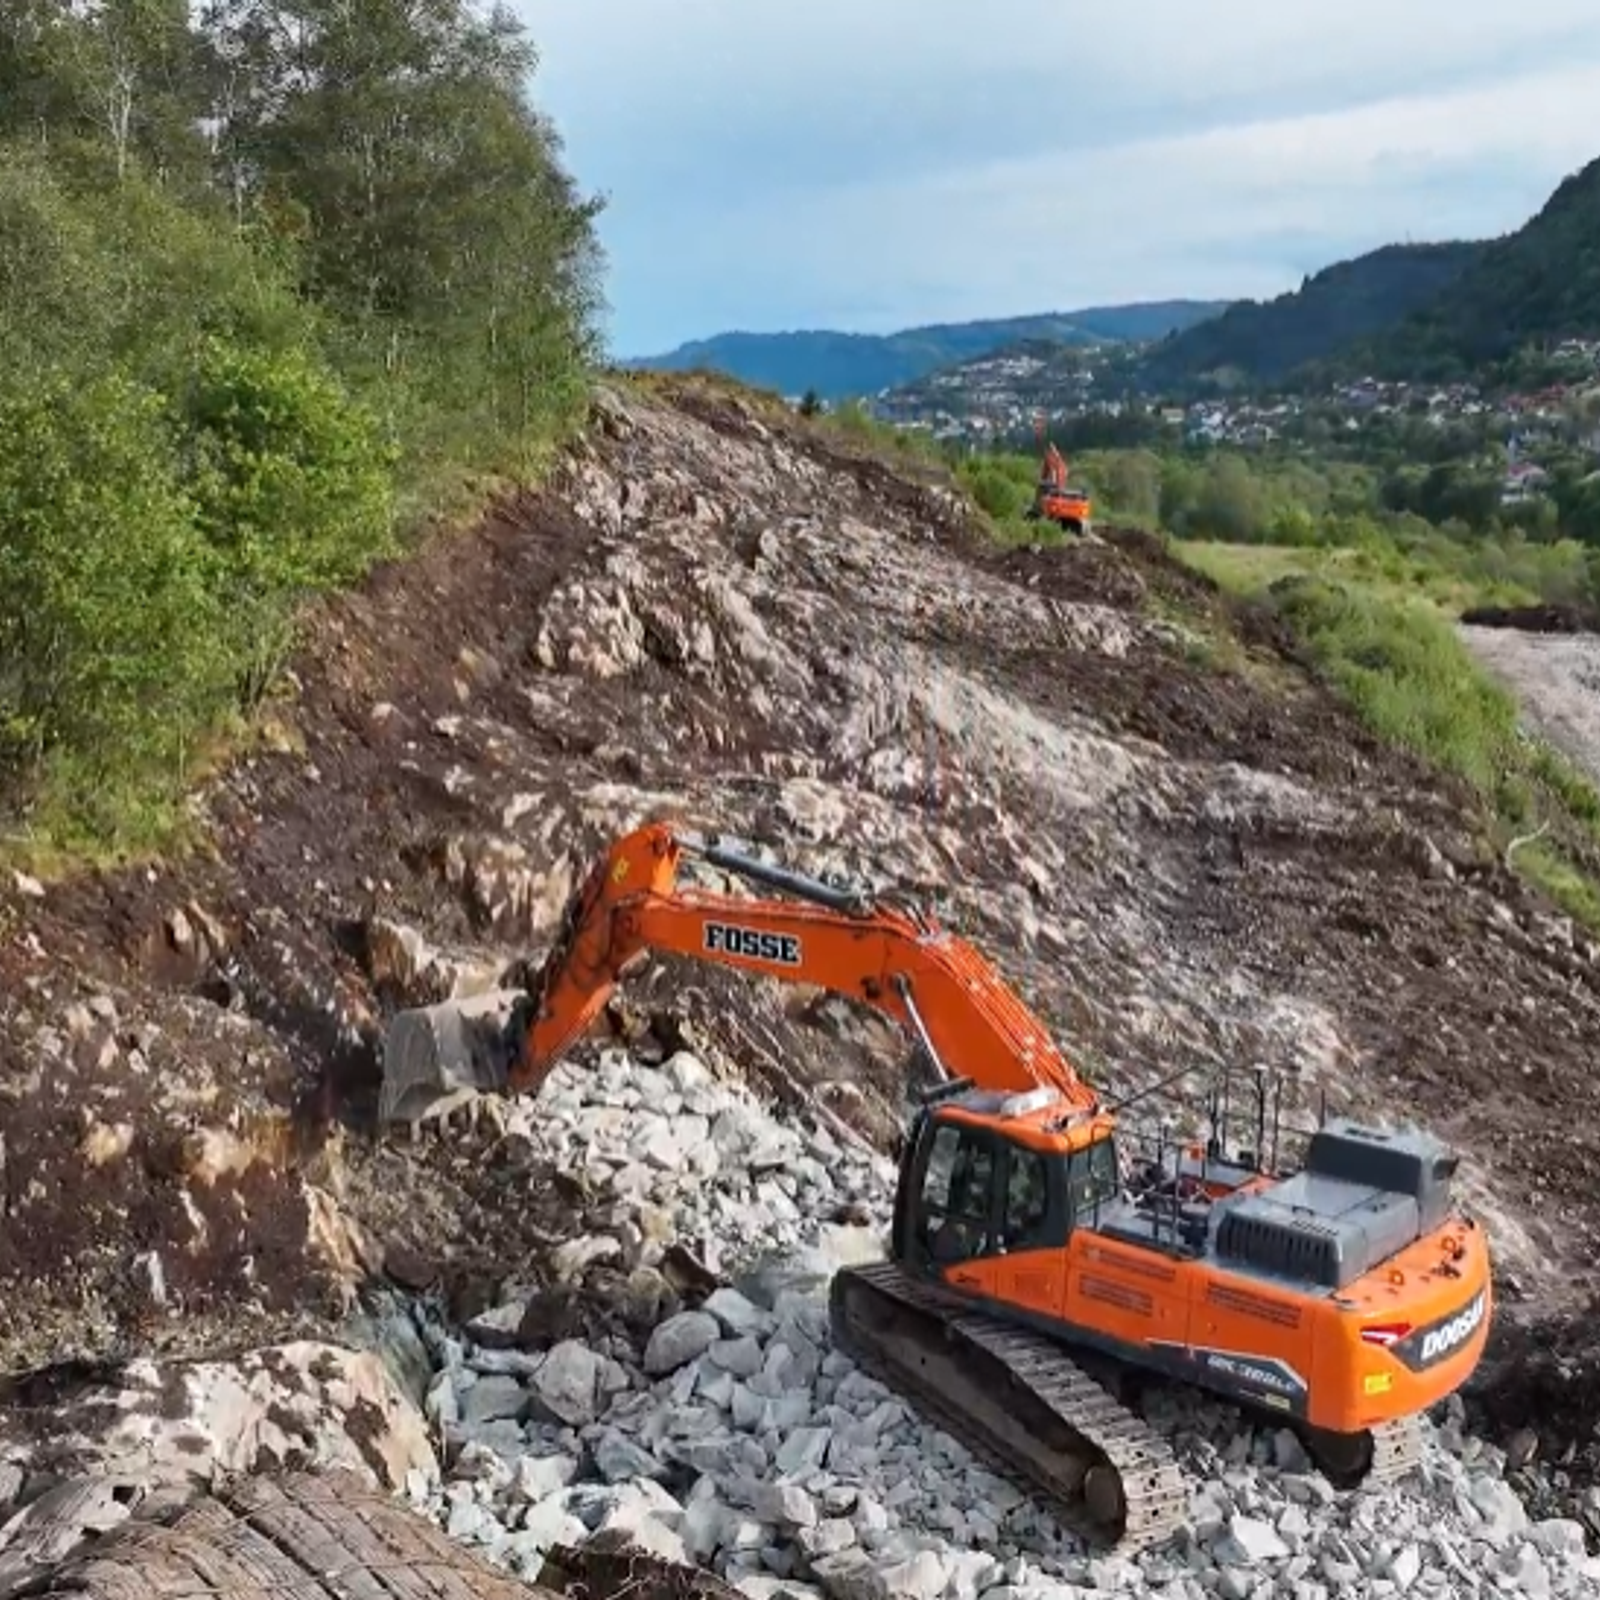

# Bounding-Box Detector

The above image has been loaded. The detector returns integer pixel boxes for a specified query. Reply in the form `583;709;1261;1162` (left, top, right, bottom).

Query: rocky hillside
5;374;1600;1593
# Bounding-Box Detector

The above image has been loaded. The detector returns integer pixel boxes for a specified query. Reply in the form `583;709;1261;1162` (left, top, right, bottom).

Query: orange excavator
1025;439;1093;536
377;821;1492;1549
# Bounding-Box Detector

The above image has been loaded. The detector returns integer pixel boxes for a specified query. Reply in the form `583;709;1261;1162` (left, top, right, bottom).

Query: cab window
917;1124;997;1264
1002;1145;1051;1251
1066;1135;1120;1221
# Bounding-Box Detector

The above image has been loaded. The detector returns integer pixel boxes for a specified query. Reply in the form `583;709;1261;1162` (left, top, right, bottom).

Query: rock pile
395;1050;1600;1599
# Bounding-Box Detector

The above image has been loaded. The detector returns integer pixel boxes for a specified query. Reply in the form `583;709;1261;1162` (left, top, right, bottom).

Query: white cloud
519;0;1600;107
831;59;1600;249
509;1;1600;350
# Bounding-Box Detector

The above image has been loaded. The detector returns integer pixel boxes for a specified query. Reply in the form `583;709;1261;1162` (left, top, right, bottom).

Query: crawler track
828;1262;1190;1551
1353;1414;1425;1486
829;1262;1427;1552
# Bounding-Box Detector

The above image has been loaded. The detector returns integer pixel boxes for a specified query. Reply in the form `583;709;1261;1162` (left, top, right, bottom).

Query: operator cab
892;1090;1121;1269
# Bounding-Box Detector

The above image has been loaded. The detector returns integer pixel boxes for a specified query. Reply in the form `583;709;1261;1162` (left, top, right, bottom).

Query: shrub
178;338;399;701
0;373;231;840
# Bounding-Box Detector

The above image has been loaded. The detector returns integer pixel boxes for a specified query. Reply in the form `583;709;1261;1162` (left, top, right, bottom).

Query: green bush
963;462;1032;520
179;338;400;702
1269;577;1520;798
0;374;231;840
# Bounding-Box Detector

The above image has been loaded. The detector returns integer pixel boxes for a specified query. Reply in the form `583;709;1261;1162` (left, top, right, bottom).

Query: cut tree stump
3;1469;554;1600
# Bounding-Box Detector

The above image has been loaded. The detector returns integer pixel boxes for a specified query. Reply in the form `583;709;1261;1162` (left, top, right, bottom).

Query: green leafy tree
201;0;604;453
0;0;604;854
1092;450;1162;522
1189;454;1266;541
0;0;210;182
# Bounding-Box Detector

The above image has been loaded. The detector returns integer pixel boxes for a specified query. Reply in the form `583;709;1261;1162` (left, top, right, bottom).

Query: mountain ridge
1350;154;1600;379
1133;241;1488;392
1136;153;1600;391
630;300;1232;400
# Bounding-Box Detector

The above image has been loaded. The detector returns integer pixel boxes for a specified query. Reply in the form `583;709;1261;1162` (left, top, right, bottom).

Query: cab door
904;1119;1004;1291
901;1117;1070;1319
990;1138;1070;1319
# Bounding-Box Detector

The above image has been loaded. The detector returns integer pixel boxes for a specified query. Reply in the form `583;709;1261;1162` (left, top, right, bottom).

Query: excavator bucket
376;990;528;1124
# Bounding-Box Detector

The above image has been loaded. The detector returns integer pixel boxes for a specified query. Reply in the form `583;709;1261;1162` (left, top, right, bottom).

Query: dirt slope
2;374;1599;1395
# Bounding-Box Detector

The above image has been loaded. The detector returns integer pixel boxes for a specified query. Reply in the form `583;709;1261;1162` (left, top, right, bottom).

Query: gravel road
1460;622;1600;785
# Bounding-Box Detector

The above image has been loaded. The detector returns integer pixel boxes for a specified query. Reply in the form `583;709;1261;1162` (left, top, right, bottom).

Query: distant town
857;336;1600;501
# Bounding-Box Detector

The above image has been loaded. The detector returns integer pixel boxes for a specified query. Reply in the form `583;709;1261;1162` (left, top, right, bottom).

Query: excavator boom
379;819;1100;1124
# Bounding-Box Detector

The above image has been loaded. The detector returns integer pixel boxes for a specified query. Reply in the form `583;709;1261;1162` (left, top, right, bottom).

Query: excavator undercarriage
831;1262;1188;1549
829;1262;1425;1551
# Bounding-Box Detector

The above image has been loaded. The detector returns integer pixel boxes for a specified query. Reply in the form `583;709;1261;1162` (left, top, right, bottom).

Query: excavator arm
378;820;1101;1122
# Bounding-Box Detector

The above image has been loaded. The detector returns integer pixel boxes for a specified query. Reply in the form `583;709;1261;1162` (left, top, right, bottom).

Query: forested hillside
0;0;602;856
636;301;1231;399
1135;242;1485;391
1355;155;1600;378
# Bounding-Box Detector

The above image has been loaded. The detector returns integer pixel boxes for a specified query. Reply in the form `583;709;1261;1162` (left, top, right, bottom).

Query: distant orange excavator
378;822;1492;1550
1025;440;1093;535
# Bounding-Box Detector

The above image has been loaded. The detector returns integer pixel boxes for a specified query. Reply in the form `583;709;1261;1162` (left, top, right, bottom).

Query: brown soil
1460;601;1600;634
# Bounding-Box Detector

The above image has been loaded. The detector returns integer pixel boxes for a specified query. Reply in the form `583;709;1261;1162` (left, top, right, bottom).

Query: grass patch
1518;840;1600;929
1176;539;1540;614
818;399;947;463
1183;547;1600;931
1267;578;1522;797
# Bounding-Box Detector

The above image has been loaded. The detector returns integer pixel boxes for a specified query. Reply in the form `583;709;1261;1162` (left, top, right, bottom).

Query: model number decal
1197;1350;1304;1398
703;921;802;965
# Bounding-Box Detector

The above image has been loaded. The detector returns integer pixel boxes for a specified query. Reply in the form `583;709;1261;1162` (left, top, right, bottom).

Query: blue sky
511;1;1600;358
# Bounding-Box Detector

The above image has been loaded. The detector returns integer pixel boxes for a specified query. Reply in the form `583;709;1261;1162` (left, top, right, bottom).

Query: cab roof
933;1084;1113;1154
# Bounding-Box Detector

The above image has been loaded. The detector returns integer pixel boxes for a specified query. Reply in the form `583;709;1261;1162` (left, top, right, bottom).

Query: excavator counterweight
375;821;1492;1549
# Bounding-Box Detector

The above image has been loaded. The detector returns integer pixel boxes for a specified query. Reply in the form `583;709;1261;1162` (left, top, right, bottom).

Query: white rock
838;1548;949;1600
529;1341;604;1426
644;1310;721;1375
1505;1542;1551;1598
552;1235;622;1279
1467;1473;1528;1542
752;1483;817;1529
705;1287;777;1339
1531;1518;1587;1559
1215;1513;1289;1565
459;1375;526;1428
512;1454;578;1502
521;1493;587;1551
1386;1542;1422;1589
710;1336;765;1378
774;1426;832;1475
592;1429;664;1482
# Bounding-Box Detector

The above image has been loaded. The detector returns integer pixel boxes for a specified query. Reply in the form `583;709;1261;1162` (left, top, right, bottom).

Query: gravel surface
389;1048;1600;1600
1460;623;1600;786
